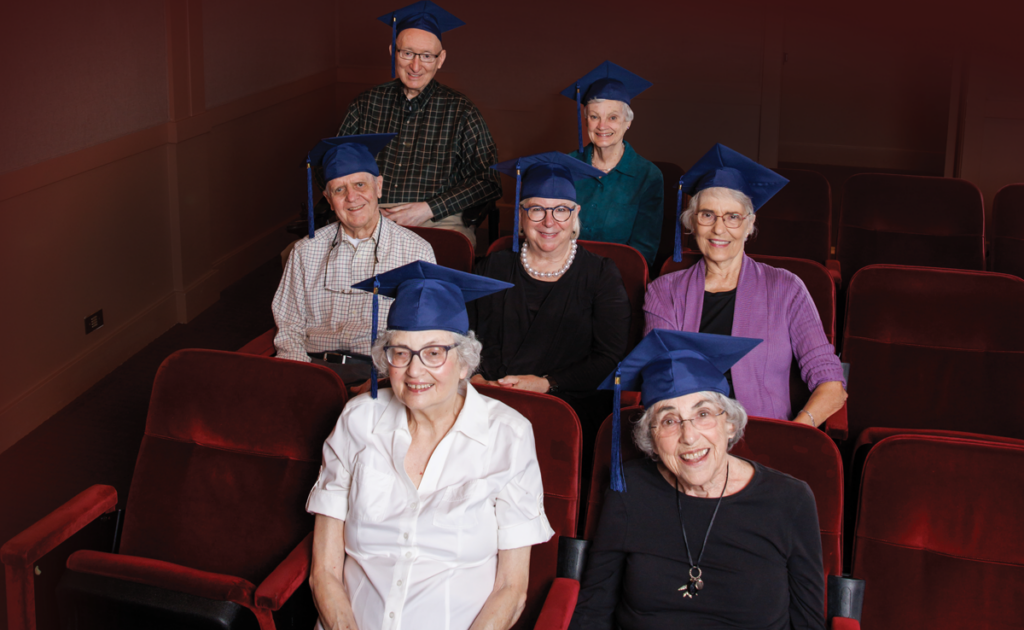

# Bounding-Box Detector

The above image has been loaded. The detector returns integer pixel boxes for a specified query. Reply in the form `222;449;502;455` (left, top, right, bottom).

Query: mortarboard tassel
512;160;522;252
610;368;627;492
673;177;684;263
390;15;397;79
307;158;315;239
370;277;380;399
576;83;583;154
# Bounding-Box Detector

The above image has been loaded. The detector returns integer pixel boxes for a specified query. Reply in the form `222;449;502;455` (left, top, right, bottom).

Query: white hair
587;98;635;122
371;329;483;377
680;187;758;240
632;391;749;458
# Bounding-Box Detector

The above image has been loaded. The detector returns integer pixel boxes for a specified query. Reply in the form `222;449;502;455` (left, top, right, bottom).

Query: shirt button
406;552;413;558
403;533;409;539
389;612;395;619
410;502;417;509
397;580;403;586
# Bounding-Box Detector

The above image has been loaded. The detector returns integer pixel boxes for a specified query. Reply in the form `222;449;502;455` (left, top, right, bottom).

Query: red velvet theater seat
487;236;649;352
1;350;348;630
407;225;475;272
850;434;1024;629
746;168;832;265
835;173;985;282
472;385;581;630
990;183;1024;280
842;265;1024;446
238;328;277;356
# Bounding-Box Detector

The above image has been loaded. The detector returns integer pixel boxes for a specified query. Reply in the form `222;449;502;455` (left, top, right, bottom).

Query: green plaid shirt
337;79;502;221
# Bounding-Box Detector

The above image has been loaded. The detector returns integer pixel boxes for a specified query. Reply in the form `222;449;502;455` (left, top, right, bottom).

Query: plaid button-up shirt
272;217;436;360
337;79;502;221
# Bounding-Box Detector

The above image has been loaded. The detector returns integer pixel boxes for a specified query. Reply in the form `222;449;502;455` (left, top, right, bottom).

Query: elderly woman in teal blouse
561;61;664;267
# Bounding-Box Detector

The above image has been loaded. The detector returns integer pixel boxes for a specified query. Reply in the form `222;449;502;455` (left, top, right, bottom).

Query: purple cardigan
644;255;845;421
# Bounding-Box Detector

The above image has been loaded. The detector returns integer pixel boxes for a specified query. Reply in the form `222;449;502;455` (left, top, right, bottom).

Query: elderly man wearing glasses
334;1;501;249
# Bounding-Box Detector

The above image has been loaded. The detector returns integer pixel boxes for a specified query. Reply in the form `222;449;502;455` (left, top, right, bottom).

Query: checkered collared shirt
272;216;436;360
337;79;502;221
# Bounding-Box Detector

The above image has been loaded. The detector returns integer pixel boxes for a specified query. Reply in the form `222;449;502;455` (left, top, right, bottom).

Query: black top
569;458;825;630
699;289;737;396
469;247;630;393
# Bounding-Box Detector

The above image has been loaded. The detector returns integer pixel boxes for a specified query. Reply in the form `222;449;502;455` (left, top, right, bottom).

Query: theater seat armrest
533;578;580;630
823;401;848;442
238;328;277;356
0;484;117;568
831;617;860;630
825;260;841;289
620;391;641;408
255;532;313;610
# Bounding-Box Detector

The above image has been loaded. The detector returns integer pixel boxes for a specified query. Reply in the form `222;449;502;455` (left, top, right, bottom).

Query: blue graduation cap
673;143;789;262
559;61;652;153
352;261;512;397
598;330;762;491
304;134;396;239
378;1;465;78
491;152;604;252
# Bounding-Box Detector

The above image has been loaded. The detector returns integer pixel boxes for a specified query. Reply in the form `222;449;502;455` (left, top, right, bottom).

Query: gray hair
587;98;635;123
632;391;749;458
680;187;758;240
371;329;483;378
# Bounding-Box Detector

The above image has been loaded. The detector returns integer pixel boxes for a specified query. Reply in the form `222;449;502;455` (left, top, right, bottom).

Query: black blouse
699;288;738;396
569;458;825;630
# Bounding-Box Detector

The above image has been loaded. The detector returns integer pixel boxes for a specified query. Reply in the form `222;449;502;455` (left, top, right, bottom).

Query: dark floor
0;257;284;630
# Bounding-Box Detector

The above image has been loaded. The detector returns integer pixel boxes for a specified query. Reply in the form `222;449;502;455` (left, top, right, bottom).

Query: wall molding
779;141;945;173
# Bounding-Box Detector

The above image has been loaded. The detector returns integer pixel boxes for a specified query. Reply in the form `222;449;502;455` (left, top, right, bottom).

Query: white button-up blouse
306;383;555;630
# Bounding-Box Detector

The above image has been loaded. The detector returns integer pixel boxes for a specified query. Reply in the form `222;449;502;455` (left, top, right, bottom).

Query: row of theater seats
5;349;1020;630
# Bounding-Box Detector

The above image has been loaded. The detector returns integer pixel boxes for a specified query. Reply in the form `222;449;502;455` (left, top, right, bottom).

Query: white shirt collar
372;382;489;446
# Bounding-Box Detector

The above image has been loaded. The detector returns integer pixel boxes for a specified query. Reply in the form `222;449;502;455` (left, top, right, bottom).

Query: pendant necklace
675;462;729;598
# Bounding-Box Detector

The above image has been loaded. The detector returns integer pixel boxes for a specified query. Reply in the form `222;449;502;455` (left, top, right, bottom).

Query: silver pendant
679;566;703;598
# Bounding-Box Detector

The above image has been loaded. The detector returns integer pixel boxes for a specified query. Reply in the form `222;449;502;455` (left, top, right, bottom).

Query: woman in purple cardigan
644;144;847;426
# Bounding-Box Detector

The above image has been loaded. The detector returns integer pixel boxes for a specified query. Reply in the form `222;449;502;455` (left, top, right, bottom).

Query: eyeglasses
384;344;458;368
655;409;725;435
521;205;577;223
397;49;441;64
696;210;750;229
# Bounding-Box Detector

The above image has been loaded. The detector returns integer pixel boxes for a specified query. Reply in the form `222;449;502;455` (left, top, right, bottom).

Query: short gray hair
371;329;483;377
680;187;757;240
632;391;749;458
587;98;635;122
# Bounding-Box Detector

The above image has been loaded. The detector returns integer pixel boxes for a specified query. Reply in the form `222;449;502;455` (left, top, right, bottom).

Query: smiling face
692;187;755;267
651;392;735;493
520;197;578;255
388;330;468;417
393;28;446;96
324;172;383;239
585;100;629;149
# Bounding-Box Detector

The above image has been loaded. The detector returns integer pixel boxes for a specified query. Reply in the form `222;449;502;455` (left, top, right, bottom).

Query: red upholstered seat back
991;183;1024;280
852;435;1024;629
746;168;832;263
836;173;985;279
119;349;347;584
486;236;648;351
585;410;844;581
473;385;581;630
842;265;1024;443
652;161;685;271
407;225;475;272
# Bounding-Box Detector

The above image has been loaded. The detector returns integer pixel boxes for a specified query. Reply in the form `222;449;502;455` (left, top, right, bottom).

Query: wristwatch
544;375;560;394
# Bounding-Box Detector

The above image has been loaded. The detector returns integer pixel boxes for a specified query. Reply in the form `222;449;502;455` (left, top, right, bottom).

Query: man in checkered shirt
272;135;435;376
336;2;501;249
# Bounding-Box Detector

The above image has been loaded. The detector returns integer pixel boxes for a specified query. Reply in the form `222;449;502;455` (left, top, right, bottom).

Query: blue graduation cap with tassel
378;1;465;78
674;143;789;262
490;152;604;252
597;330;762;492
352;261;512;398
304;134;396;239
559;61;652;154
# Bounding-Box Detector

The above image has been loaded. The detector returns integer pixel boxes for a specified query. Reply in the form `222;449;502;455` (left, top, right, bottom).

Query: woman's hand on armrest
470;546;532;630
310;514;359;630
495;374;550;393
796;381;848;427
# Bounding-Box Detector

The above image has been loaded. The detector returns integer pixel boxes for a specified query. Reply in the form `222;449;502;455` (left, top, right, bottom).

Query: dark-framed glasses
397;49;441;64
695;210;749;229
384;344;458;368
656;409;725;435
522;205;576;223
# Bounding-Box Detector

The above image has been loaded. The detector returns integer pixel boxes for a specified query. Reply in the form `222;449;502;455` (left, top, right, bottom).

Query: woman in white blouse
306;261;554;630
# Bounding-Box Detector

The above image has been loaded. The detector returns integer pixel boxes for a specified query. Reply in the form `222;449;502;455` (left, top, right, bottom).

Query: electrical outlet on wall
85;310;104;334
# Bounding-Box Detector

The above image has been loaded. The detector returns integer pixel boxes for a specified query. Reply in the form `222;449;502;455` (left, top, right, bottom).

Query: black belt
307;351;372;364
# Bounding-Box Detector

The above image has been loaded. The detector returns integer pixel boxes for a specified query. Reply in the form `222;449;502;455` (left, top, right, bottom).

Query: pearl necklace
521;240;577;278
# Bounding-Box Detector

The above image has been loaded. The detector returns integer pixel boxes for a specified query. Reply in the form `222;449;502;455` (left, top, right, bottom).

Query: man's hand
470;374;500;387
382;201;433;226
495;374;550;394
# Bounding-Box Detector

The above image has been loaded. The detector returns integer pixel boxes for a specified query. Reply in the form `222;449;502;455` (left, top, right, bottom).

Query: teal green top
569;141;664;267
